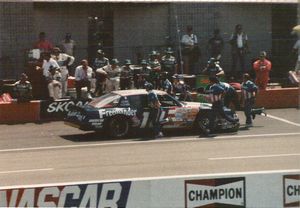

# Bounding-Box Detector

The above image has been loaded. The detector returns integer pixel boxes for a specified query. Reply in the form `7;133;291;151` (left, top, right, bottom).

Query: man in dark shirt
208;29;224;59
14;73;33;102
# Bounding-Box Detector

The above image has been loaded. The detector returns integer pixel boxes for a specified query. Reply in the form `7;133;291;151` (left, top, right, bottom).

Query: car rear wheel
108;116;130;138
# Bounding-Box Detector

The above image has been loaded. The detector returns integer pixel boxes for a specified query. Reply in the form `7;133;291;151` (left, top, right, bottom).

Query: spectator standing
253;51;272;90
75;60;93;99
161;47;177;79
60;33;76;56
34;32;53;52
52;47;75;97
148;51;161;89
93;50;110;95
37;52;60;78
230;24;249;76
93;49;110;70
241;73;258;127
47;66;62;101
104;58;121;93
181;26;199;74
208;29;224;59
120;59;133;90
14;73;33;102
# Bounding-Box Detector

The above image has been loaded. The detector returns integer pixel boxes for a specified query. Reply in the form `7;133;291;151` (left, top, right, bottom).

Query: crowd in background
11;23;278;103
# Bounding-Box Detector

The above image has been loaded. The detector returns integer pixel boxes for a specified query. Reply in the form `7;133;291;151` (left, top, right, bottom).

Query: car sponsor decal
98;108;137;119
0;182;131;208
185;177;246;208
283;174;300;207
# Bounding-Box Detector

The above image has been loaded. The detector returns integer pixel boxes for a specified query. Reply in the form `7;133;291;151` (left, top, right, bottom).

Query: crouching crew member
146;83;164;139
120;59;133;90
220;81;240;110
14;73;33;102
202;77;237;136
241;73;258;127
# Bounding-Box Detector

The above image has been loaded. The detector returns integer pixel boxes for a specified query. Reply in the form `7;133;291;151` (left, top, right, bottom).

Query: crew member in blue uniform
161;72;173;94
219;81;240;110
202;77;237;135
145;83;163;138
241;73;258;127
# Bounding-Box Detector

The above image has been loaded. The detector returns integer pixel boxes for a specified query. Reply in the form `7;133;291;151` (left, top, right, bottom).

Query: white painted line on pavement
1;169;300;190
1;132;300;153
0;168;53;174
209;153;300;160
266;114;300;127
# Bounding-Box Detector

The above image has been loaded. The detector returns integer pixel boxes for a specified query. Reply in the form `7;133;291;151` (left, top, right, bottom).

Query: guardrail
1;169;299;207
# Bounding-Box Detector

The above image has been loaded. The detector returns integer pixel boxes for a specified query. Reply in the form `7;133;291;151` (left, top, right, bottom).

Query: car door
158;94;187;128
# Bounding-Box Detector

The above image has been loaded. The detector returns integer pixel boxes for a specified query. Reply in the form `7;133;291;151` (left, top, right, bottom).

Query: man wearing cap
93;49;109;70
161;47;177;79
104;58;121;92
148;51;161;89
120;59;133;90
75;60;93;99
14;73;33;102
202;57;224;78
52;47;75;97
241;73;258;127
253;51;272;90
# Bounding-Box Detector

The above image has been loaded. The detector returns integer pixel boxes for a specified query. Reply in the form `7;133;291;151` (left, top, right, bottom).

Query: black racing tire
107;116;130;138
195;111;211;132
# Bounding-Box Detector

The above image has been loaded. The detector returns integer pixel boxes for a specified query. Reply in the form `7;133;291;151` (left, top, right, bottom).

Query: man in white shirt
75;59;93;99
104;58;121;93
230;24;249;76
52;47;75;97
37;52;60;78
181;25;199;74
60;33;76;56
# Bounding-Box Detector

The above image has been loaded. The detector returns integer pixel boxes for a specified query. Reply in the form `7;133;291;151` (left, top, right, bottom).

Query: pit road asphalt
0;108;299;187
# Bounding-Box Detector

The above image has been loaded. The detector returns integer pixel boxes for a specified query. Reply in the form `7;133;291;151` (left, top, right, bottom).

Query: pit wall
0;170;299;208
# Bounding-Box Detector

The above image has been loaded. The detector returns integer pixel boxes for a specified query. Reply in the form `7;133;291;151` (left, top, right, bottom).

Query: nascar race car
65;89;239;138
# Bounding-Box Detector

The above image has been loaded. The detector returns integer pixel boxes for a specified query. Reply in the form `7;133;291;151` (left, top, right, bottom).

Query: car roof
112;89;168;96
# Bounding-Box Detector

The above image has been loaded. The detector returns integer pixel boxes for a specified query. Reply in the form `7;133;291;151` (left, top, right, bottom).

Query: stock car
64;89;239;138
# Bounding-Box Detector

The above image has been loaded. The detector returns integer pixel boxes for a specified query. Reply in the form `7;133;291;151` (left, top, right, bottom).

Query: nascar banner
1;170;300;207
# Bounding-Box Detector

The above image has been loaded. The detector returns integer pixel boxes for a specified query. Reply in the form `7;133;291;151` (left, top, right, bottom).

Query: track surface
0;108;300;187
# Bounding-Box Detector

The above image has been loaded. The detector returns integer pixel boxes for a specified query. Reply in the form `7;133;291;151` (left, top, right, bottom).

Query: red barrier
255;88;299;109
0;101;40;123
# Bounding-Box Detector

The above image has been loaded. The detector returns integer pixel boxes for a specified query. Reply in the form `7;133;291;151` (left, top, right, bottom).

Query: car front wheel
108;116;130;138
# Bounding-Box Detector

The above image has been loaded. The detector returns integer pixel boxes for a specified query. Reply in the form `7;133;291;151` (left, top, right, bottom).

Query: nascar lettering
283;174;300;207
98;108;137;119
0;182;131;208
47;100;89;113
185;177;246;208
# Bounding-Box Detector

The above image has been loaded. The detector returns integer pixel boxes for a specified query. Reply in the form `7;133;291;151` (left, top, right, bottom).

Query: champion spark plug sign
185;177;246;208
0;182;131;207
284;175;300;207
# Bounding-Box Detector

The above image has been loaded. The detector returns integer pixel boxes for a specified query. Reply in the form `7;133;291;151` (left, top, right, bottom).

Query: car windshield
88;93;121;108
